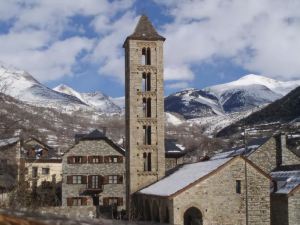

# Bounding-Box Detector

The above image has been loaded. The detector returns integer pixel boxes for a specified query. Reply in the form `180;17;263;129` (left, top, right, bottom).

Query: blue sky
0;0;299;97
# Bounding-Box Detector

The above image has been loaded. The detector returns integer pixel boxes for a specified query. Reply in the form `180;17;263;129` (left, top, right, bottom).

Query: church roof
123;15;165;46
139;157;232;197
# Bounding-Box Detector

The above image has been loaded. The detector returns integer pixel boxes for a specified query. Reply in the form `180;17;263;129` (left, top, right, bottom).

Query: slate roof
139;157;232;197
123;15;165;46
211;137;270;160
271;170;300;194
0;137;19;149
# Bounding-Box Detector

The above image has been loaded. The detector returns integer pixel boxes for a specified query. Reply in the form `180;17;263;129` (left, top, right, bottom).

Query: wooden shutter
103;175;109;185
99;156;103;163
82;156;87;163
98;175;103;187
117;198;123;206
67;156;73;164
104;156;109;163
117;156;123;163
81;175;87;184
88;175;92;188
117;175;123;184
67;198;73;206
88;156;92;163
81;197;88;206
67;176;73;184
103;197;109;206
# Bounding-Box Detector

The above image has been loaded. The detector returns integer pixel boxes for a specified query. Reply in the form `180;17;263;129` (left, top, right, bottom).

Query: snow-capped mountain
53;84;121;113
0;66;88;111
165;74;300;119
0;65;120;114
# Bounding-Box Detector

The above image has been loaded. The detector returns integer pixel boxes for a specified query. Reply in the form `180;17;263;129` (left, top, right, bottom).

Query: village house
0;136;62;206
62;129;126;216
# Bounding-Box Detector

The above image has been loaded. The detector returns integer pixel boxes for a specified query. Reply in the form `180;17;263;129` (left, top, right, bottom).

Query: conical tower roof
124;15;165;46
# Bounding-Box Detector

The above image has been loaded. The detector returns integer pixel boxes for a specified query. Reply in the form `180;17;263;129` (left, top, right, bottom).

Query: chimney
102;127;107;136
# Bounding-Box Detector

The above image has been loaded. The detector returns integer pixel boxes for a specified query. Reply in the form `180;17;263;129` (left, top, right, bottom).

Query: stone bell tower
123;15;166;212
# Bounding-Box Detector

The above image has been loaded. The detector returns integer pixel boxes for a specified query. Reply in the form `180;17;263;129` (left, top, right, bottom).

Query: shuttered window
67;175;87;184
67;197;88;206
104;156;123;163
67;156;87;164
88;156;103;164
106;175;123;184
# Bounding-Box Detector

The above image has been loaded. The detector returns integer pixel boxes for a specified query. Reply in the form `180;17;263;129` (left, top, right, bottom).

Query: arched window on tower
146;98;151;117
147;153;152;171
146;48;151;65
142;98;147;117
143;152;147;171
143;126;151;145
141;48;146;65
142;73;151;92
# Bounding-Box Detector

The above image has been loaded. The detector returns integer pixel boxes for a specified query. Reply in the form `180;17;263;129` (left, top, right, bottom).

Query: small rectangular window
73;175;82;184
42;168;50;175
108;175;118;184
236;180;241;194
32;167;38;178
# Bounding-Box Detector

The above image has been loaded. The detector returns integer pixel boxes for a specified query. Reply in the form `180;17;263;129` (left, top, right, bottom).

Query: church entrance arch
184;207;203;225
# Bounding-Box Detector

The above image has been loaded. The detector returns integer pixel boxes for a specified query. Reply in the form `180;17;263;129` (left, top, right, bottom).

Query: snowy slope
53;84;121;113
0;66;88;111
166;74;300;118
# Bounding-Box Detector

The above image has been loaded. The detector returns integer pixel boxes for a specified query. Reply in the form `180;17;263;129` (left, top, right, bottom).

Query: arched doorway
184;207;203;225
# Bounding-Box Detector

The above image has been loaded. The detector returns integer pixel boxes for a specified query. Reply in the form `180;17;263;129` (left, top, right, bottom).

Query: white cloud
157;0;300;80
0;0;135;82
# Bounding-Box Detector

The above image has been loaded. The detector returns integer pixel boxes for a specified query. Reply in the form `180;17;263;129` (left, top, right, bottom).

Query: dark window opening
143;152;147;171
142;98;151;117
32;167;38;178
142;73;151;92
147;153;152;171
141;48;151;65
42;168;49;175
236;180;241;194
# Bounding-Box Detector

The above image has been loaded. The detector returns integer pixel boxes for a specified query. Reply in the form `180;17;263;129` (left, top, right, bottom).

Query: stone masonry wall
288;187;300;225
248;137;277;174
62;140;126;211
171;157;270;225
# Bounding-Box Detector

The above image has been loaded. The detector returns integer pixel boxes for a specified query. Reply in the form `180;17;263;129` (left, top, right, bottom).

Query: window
73;176;82;184
141;48;151;65
143;126;151;145
67;156;87;164
67;197;87;206
42;168;50;175
147;153;152;171
142;98;151;117
236;180;241;194
142;73;151;92
108;175;118;184
91;175;99;188
108;198;118;205
108;156;118;163
32;167;38;178
143;153;151;172
103;197;123;206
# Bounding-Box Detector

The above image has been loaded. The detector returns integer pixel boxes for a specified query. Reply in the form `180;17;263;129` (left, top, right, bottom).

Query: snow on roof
210;137;270;160
271;170;300;194
139;157;232;197
0;137;19;148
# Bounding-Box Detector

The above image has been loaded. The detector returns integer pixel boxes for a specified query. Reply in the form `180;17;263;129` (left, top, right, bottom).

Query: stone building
124;15;166;213
137;156;271;225
62;129;126;213
271;170;300;225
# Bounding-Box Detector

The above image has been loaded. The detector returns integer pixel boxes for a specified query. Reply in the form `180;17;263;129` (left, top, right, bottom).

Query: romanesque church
123;15;300;225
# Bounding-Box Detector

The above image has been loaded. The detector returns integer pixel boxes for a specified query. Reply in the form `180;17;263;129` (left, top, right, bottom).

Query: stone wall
62;139;126;210
25;161;62;187
170;157;270;225
248;137;278;174
288;187;300;225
